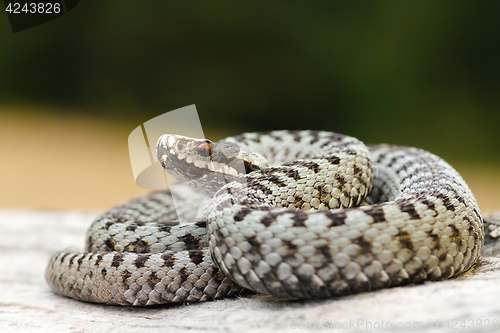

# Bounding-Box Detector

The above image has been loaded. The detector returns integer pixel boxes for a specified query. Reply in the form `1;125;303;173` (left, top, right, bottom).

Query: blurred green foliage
1;1;499;162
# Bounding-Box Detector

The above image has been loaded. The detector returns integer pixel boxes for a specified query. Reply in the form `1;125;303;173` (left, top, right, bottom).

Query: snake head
156;134;267;196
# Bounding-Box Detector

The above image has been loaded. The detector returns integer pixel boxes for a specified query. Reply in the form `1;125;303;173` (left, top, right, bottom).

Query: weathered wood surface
2;209;500;333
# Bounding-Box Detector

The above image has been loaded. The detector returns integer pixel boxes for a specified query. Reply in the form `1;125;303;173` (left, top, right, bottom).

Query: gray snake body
46;130;483;305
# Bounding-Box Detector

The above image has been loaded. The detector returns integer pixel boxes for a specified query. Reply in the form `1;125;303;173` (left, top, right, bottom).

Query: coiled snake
46;130;483;306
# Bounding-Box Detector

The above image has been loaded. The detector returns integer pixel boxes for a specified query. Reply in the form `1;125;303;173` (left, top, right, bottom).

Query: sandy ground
0;106;498;213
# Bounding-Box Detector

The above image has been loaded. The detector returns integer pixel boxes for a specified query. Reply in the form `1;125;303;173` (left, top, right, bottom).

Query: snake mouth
156;134;248;186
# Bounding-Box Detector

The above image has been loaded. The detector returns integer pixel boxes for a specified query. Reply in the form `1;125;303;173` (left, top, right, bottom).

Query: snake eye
197;141;213;157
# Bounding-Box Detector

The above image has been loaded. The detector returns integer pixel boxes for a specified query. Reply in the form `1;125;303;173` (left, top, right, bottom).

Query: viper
46;130;483;306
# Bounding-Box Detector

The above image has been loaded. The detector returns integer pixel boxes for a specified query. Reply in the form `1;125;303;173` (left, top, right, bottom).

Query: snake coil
46;130;483;305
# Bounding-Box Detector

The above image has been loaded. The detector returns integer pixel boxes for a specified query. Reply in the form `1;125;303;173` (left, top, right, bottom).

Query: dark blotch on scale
364;206;386;223
285;168;301;180
77;256;84;269
398;231;414;250
126;239;149;253
234;207;253;221
436;193;455;211
134;255;148;268
126;224;138;232
59;252;69;264
323;210;347;226
315;185;325;197
189;250;204;265
302;162;319;173
68;254;78;267
327;156;341;164
421;199;436;213
400;202;421;220
177;267;189;284
161;253;175;267
105;238;115;251
246;179;273;196
353;165;362;176
265;174;287;187
352;236;373;252
344;149;357;155
111;253;124;268
158;223;173;233
449;224;461;238
261;212;285;226
291;213;308;227
148;272;161;286
181;234;201;250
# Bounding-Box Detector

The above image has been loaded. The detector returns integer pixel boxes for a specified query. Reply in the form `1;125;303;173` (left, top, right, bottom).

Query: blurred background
0;1;499;212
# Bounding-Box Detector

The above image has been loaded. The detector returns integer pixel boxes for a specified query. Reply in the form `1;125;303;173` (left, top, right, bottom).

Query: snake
46;130;483;306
